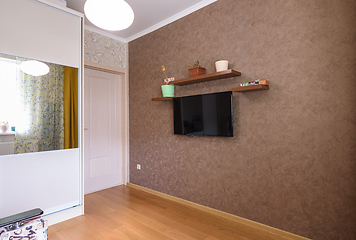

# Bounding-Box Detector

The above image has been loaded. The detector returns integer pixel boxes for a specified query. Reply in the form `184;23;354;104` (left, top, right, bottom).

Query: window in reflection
0;54;78;155
0;57;23;131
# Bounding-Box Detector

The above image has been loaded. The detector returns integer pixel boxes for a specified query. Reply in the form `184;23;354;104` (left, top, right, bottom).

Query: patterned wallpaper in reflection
84;29;127;69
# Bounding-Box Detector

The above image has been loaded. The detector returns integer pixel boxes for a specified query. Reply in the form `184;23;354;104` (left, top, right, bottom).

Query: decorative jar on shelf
215;60;228;72
0;125;7;133
161;84;174;97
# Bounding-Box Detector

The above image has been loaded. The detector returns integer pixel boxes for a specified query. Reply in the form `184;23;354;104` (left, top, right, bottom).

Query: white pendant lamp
84;0;134;31
20;60;49;76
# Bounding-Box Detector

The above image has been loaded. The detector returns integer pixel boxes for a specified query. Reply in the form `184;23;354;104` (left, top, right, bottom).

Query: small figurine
164;77;175;85
240;79;269;87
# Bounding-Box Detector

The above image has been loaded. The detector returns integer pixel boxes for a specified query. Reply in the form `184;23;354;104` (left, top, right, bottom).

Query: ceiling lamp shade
84;0;134;31
20;60;49;76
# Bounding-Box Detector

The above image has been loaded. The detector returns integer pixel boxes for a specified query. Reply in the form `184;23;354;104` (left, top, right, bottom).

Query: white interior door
84;68;122;194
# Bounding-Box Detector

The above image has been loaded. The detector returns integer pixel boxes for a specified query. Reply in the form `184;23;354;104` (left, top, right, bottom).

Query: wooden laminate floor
48;185;288;240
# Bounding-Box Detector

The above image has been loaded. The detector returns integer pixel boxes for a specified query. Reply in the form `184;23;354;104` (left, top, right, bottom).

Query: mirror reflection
0;53;78;155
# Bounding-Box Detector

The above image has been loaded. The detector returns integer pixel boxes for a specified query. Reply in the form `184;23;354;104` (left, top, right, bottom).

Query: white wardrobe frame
0;0;84;225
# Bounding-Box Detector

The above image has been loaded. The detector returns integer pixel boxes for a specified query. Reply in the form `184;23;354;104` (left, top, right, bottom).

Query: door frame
84;60;129;185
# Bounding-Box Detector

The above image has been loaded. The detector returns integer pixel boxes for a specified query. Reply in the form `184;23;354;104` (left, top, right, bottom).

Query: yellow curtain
64;66;78;149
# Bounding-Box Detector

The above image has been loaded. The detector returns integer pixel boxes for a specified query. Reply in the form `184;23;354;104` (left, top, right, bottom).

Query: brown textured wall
129;0;356;239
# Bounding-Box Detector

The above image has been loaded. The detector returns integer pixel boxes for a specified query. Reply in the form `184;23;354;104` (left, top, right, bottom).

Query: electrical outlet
137;164;141;170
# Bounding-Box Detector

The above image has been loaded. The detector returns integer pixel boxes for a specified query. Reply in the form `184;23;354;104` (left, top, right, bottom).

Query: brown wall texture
129;0;356;239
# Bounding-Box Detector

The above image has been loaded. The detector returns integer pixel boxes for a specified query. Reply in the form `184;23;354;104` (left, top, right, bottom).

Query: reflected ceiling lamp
20;60;49;76
84;0;134;31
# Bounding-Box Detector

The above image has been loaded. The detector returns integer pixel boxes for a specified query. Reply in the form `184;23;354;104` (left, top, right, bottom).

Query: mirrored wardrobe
0;0;84;225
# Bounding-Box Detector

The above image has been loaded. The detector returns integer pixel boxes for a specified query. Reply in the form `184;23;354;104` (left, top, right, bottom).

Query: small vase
161;84;174;97
0;125;6;133
215;60;228;72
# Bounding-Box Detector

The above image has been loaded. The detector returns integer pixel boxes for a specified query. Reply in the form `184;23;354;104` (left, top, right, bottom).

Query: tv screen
173;91;233;137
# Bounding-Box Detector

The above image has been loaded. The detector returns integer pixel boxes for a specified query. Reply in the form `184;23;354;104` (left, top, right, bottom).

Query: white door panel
90;157;111;178
84;68;122;194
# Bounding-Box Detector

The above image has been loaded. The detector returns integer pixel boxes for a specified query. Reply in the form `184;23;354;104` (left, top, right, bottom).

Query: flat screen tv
173;91;233;137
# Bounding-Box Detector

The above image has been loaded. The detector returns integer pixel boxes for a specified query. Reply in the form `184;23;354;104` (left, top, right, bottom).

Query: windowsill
0;132;15;135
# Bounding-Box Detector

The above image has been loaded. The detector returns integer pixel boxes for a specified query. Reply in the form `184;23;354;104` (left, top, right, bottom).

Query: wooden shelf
152;84;269;100
152;97;174;101
152;69;241;101
232;84;269;92
168;69;241;86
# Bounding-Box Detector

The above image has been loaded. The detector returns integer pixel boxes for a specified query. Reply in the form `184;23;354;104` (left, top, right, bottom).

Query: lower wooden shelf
152;85;269;101
152;97;174;101
232;84;269;92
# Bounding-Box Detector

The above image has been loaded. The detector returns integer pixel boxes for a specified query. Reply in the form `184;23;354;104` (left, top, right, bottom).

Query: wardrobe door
0;0;81;68
0;0;83;222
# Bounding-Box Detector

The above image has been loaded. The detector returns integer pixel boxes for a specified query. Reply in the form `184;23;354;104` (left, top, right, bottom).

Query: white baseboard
44;205;83;226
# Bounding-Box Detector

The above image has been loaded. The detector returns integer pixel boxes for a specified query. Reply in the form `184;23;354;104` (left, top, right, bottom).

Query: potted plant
215;59;229;72
161;66;175;97
189;61;205;77
0;121;8;133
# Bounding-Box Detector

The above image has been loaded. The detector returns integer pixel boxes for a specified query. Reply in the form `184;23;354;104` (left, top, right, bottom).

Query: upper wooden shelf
232;84;269;92
168;69;241;86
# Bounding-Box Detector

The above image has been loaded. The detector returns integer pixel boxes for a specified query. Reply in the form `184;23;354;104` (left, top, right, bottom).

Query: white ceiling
65;0;217;42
